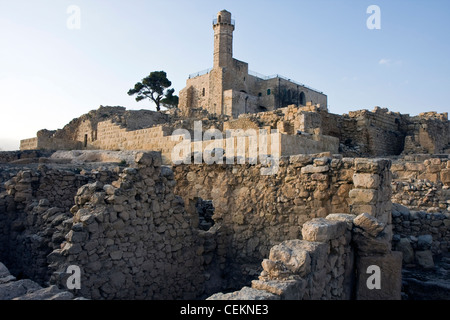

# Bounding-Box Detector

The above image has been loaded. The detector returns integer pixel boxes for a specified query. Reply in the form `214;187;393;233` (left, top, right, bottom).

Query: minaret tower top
212;10;235;68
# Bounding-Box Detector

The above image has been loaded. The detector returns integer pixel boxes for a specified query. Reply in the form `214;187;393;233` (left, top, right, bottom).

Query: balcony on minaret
213;10;235;26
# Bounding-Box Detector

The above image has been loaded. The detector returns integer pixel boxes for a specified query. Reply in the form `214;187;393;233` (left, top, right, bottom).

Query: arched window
202;88;205;96
267;89;271;95
218;15;221;23
299;91;306;105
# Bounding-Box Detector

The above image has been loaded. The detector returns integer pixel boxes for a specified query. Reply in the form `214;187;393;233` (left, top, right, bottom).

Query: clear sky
0;0;449;150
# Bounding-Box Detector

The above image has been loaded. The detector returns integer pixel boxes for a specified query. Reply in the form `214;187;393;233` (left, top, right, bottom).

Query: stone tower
177;9;328;118
213;10;235;68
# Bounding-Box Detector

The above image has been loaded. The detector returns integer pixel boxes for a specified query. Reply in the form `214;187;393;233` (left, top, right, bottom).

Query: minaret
213;10;235;69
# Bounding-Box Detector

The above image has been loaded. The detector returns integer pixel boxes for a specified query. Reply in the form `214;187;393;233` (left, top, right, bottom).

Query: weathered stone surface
0;279;42;300
348;189;378;205
415;250;434;269
13;285;74;300
353;173;380;189
301;165;329;174
417;235;433;250
352;230;391;256
301;218;346;242
0;262;10;278
251;279;306;300
325;213;356;230
207;286;280;300
395;238;414;264
268;240;311;277
353;213;385;237
355;252;403;300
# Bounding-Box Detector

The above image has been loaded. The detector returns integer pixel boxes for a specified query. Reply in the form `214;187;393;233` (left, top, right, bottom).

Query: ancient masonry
1;10;449;300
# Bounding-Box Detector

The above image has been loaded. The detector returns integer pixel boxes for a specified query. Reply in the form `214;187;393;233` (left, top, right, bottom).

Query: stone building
178;10;328;118
18;10;449;160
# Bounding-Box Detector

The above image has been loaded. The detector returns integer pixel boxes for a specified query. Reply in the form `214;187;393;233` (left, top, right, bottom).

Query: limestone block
352;230;391;256
301;165;329;174
354;158;391;174
353;173;380;189
301;218;347;242
441;169;450;184
313;157;331;166
348;189;378;205
355;251;402;300
326;213;356;230
268;242;311;277
251;279;306;300
353;213;385;237
405;162;426;172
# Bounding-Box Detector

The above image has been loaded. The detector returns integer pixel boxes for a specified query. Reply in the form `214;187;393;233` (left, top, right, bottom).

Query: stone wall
0;151;403;300
391;155;450;212
0;165;119;285
208;212;402;300
46;152;209;300
0;150;54;164
389;154;449;270
392;203;449;258
403;112;450;155
173;155;393;287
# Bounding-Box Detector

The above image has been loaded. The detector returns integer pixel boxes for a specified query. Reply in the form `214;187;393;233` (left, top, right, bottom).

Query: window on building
258;92;262;97
218;15;221;23
267;89;271;95
202;88;205;96
299;91;306;105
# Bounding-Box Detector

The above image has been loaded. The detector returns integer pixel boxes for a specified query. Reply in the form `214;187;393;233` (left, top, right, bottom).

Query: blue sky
0;0;449;150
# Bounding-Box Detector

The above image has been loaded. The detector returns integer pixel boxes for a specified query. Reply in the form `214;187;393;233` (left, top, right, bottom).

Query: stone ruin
0;148;449;300
2;9;449;301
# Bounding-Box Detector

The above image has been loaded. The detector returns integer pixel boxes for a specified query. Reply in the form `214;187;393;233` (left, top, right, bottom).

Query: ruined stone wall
339;108;405;157
209;212;402;300
391;155;450;212
173;156;392;287
0;165;119;284
47;153;208;300
403;112;450;155
392;203;449;258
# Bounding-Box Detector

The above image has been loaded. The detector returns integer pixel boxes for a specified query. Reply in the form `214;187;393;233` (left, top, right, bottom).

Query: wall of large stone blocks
92;120;179;163
20;138;38;151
